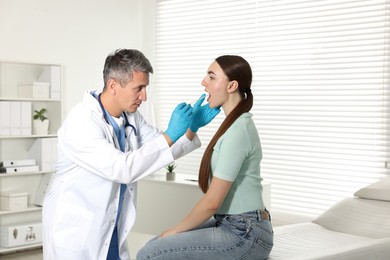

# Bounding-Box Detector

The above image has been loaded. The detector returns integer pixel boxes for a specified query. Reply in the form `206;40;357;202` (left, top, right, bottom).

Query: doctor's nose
139;88;147;101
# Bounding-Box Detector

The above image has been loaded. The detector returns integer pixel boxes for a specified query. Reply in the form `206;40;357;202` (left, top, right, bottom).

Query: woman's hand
160;227;178;238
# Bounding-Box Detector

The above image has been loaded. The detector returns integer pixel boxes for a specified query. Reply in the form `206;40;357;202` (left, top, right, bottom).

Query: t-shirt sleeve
212;124;250;182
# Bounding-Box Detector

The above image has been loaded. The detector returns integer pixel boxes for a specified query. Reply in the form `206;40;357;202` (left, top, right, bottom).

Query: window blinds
153;0;389;217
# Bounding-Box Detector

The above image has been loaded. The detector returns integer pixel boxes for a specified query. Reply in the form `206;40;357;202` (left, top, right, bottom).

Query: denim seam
144;244;242;259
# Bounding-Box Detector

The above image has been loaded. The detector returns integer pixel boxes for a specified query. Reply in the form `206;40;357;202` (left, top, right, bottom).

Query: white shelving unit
0;61;62;254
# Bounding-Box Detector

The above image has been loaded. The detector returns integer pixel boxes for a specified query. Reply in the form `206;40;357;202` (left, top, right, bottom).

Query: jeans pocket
223;216;250;238
240;223;274;259
252;221;274;250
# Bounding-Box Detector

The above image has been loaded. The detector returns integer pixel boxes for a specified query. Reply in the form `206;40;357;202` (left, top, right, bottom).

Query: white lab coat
42;90;201;260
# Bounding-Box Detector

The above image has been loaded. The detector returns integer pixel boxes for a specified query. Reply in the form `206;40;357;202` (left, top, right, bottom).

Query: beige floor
0;248;42;260
0;232;155;260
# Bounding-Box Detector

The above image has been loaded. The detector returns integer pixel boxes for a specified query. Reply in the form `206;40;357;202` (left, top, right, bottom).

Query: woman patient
137;55;273;260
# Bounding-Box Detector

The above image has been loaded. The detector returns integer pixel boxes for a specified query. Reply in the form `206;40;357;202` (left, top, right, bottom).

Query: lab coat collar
83;89;105;118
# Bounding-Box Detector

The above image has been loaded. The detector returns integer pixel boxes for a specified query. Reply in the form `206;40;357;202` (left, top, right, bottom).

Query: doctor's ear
106;79;118;95
227;80;239;93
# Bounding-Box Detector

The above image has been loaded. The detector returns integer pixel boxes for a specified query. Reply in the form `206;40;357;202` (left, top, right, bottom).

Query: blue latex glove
165;102;193;142
189;94;221;132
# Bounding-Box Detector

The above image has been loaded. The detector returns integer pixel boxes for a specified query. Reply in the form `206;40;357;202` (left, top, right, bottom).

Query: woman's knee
136;245;152;260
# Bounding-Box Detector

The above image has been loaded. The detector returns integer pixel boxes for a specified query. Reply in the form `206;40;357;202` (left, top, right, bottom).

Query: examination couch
268;176;390;260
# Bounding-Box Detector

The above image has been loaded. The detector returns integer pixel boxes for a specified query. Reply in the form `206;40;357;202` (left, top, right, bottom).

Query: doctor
42;49;220;260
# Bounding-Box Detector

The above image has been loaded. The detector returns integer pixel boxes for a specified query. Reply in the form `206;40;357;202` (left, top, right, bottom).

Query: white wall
0;0;155;118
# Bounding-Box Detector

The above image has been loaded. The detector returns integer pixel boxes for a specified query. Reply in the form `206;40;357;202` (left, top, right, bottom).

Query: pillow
354;176;390;201
313;197;390;238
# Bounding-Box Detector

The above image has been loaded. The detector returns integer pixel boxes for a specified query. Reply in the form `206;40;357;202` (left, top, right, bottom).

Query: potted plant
33;108;49;135
165;162;176;181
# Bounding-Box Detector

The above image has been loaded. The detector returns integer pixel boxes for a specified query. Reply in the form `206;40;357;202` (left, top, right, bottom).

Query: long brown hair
198;55;253;193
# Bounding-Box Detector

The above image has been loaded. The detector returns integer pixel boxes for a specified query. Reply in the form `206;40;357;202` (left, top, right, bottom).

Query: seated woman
137;55;273;260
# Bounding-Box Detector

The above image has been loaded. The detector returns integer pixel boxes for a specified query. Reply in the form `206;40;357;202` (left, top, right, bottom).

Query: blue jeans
136;210;273;260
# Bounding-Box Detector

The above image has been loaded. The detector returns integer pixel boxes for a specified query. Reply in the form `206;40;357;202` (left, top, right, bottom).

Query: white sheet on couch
267;222;390;260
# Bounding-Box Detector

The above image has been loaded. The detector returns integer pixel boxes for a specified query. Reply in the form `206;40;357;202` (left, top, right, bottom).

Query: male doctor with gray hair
42;49;220;260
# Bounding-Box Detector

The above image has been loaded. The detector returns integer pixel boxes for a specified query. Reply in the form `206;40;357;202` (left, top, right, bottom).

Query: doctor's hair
103;49;154;89
198;55;253;193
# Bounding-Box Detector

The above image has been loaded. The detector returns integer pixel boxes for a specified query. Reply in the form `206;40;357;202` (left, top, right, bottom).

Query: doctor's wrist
163;133;174;147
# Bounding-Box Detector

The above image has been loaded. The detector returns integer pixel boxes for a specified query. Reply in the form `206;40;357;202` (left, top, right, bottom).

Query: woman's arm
160;176;232;237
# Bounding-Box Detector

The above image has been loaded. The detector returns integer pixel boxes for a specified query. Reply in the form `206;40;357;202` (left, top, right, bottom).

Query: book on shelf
0;101;32;136
0;101;11;136
0;165;39;174
0;159;36;167
10;101;21;136
28;137;58;171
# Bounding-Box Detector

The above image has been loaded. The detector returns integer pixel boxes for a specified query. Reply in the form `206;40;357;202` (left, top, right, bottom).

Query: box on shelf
0;222;42;248
17;81;50;99
0;192;28;211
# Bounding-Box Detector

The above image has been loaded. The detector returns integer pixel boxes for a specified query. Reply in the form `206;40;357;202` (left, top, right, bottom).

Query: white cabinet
0;61;62;254
132;172;271;235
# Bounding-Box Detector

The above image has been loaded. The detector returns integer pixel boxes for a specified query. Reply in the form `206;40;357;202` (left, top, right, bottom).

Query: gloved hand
165;102;193;142
189;94;221;132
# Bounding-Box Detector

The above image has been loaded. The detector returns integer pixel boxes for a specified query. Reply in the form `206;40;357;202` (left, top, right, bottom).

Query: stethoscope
97;93;137;137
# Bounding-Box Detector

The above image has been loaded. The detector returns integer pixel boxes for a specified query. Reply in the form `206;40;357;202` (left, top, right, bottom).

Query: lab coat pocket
53;202;94;250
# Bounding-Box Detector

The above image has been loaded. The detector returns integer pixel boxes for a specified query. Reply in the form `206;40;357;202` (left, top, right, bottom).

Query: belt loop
264;208;271;221
257;208;271;221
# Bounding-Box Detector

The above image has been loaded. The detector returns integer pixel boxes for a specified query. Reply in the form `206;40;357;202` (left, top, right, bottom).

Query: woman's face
201;61;230;108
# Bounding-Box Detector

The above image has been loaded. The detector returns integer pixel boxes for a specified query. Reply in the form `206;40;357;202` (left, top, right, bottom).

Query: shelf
0;97;60;102
0;61;61;253
0;243;42;254
0;171;53;177
0;205;42;216
0;134;57;139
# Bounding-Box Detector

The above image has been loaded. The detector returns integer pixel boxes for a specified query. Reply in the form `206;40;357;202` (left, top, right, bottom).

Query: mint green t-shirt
212;112;265;214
